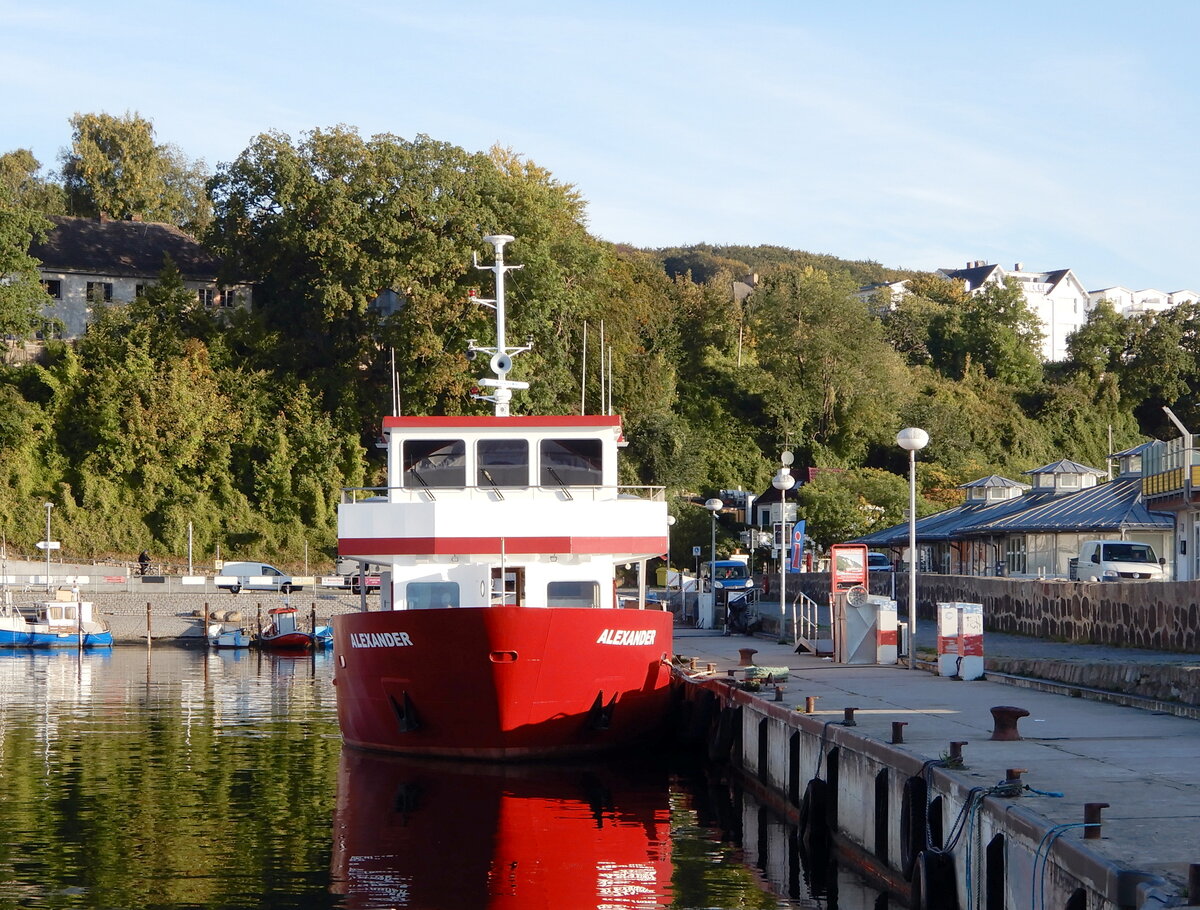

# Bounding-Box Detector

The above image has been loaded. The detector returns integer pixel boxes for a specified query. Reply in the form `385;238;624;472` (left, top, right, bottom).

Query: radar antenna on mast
467;234;533;417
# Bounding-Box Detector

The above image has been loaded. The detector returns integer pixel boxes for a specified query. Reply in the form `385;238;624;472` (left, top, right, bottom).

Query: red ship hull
332;607;674;760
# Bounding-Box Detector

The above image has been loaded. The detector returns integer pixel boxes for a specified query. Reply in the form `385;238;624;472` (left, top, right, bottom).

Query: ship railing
340;484;666;503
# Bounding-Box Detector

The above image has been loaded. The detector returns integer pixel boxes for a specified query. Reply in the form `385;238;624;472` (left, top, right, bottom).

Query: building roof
857;472;1170;547
1022;458;1106;477
31;215;224;280
962;474;1171;535
938;263;1001;291
957;474;1030;490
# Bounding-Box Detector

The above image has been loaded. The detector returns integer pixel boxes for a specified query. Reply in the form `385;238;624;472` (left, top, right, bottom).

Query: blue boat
0;590;113;648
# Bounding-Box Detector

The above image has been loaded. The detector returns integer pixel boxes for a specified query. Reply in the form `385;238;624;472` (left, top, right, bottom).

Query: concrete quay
671;627;1200;909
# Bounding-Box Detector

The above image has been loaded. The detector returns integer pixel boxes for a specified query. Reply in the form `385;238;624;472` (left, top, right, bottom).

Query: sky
3;0;1199;292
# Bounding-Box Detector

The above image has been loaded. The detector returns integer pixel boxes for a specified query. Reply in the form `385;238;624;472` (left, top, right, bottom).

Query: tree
0;149;65;214
796;467;919;549
745;267;909;466
0;182;52;338
208;128;635;439
928;278;1044;385
60;112;211;234
1065;298;1130;379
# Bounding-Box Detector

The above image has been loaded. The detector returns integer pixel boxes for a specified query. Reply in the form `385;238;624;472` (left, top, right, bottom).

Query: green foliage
60;111;212;234
0;181;51;337
0;149;65;214
797;467;921;549
0;118;1185;566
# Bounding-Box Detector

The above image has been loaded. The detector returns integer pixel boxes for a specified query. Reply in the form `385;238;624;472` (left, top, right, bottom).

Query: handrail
341;484;666;503
792;590;823;650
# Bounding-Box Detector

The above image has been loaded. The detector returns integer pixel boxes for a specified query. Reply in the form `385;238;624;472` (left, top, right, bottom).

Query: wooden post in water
146;601;152;643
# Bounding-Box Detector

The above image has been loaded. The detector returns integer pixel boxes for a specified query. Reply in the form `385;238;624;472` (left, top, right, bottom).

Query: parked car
867;552;893;571
215;562;300;594
1070;540;1166;582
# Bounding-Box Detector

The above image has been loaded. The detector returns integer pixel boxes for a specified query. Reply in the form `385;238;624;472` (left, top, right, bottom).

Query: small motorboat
313;624;333;649
0;589;113;649
255;606;313;651
208;623;252;649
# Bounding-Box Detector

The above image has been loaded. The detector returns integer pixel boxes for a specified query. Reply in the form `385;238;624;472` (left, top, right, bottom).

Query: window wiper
408;468;437;501
547;466;574;500
481;469;505;500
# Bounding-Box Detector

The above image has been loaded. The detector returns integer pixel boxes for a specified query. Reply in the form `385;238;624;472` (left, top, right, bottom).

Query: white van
1073;540;1165;582
215;562;300;594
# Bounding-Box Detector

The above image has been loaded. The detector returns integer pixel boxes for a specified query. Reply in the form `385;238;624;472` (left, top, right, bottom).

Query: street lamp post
771;453;796;635
704;498;723;630
43;502;53;592
896;427;929;670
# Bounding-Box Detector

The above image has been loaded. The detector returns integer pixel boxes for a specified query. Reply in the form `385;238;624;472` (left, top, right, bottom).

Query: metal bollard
891;721;908;744
1083;802;1109;840
842;707;857;726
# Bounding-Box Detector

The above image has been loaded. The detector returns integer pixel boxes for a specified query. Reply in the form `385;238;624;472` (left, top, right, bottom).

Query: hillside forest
0;112;1196;571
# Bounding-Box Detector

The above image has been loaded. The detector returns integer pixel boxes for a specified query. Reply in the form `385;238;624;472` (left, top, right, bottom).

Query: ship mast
467;234;532;418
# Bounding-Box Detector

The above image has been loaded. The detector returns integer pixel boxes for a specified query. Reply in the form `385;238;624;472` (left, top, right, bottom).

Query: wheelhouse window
403;439;465;488
547;581;600;608
407;581;460;609
477;439;529;487
540;438;603;486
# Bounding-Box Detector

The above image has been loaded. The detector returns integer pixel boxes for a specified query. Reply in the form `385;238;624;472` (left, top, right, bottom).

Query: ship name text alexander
349;631;414;648
597;629;658;645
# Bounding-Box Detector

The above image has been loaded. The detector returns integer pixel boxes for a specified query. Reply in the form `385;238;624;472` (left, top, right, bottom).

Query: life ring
899;775;929;881
911;850;959;910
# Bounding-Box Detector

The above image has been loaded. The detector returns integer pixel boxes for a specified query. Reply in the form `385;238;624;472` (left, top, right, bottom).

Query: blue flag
789;520;806;571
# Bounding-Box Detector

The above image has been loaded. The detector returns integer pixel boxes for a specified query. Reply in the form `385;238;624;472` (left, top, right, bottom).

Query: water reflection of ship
331;749;674;909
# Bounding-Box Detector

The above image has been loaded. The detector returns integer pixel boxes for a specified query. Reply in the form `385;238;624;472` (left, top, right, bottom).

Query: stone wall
915;574;1200;652
772;571;1200;653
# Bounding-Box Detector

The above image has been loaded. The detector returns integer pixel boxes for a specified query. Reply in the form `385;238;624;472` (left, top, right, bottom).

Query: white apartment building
860;262;1199;363
936;261;1089;362
1087;286;1200;317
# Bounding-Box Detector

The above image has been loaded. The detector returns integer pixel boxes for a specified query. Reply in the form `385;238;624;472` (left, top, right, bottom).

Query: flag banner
789;520;806;571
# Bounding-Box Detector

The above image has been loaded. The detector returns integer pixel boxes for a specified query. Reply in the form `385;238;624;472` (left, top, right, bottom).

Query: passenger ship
333;235;674;760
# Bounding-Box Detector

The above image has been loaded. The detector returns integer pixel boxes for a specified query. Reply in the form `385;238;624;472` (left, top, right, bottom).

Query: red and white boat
255;606;313;651
333;234;673;760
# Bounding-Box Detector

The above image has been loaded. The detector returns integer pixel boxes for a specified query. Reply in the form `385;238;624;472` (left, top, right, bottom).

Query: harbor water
0;646;889;908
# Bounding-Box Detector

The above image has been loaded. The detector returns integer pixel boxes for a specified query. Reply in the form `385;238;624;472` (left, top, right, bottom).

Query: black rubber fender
798;777;832;859
911;850;959;910
707;704;738;762
899;774;929;881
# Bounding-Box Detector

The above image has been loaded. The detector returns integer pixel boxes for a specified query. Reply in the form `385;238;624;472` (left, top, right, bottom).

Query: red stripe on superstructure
339;535;666;556
382;415;623;430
